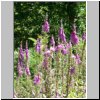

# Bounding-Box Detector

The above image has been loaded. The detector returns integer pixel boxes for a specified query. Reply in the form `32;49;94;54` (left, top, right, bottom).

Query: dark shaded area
14;2;86;49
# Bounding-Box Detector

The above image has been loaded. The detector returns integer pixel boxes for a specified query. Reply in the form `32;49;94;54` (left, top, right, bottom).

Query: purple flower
61;48;68;55
50;35;55;47
59;27;66;43
69;66;75;75
50;47;55;52
72;54;81;64
19;42;24;61
44;50;51;57
26;48;28;60
42;20;50;33
25;41;29;60
82;32;86;41
70;31;79;45
58;19;66;42
25;67;31;76
55;44;64;52
18;57;23;67
17;63;23;77
43;49;51;69
35;38;41;53
36;45;40;53
66;42;72;49
75;54;81;64
17;42;24;77
43;57;48;69
33;74;41;85
62;31;66;43
18;41;24;68
59;27;63;39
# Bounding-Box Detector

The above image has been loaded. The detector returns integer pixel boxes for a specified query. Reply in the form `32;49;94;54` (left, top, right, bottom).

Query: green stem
55;53;59;95
44;69;47;97
62;65;64;95
35;86;38;97
80;41;86;75
81;41;86;92
61;54;65;96
66;47;72;97
48;57;52;98
41;65;44;98
81;41;86;62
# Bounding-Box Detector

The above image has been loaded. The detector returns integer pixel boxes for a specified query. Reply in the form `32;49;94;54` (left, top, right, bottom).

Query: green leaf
28;38;37;44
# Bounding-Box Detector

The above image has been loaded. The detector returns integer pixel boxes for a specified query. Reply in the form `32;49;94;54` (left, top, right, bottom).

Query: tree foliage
14;2;86;49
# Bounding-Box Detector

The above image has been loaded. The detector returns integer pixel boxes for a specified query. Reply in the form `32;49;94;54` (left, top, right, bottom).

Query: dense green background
14;2;86;49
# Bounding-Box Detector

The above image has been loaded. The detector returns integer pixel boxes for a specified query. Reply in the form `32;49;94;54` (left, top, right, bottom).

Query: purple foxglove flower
69;66;75;75
42;20;50;33
25;41;29;60
36;45;40;53
72;54;81;64
50;35;55;47
62;32;66;43
70;31;79;45
59;27;63;39
19;42;24;61
17;63;23;77
26;48;28;60
44;50;51;57
82;32;86;41
25;67;31;76
55;44;64;52
57;44;64;49
17;42;24;68
59;27;66;43
35;38;41;53
61;48;68;55
18;57;23;67
33;74;41;85
50;47;55;52
66;42;72;49
75;54;81;64
43;57;48;69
